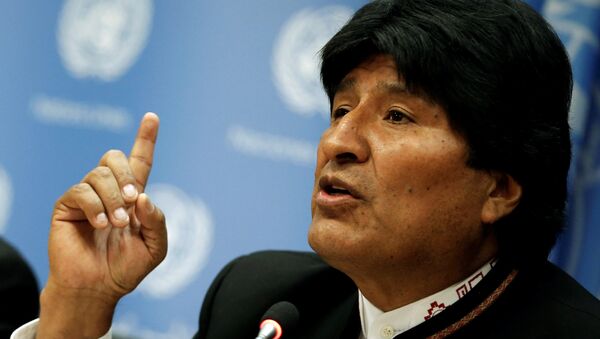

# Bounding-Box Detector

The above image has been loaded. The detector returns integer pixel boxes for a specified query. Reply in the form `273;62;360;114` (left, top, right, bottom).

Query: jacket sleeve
192;256;243;339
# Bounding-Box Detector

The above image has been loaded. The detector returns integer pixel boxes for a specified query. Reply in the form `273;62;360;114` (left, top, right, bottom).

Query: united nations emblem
139;184;214;298
57;0;153;81
272;6;353;118
0;166;12;234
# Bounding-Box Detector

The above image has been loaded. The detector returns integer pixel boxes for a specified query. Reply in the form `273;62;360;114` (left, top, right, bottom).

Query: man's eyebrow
335;78;409;95
376;81;408;94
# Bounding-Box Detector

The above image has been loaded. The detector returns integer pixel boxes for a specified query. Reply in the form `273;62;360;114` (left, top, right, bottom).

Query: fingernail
96;213;108;226
122;184;138;199
114;208;129;222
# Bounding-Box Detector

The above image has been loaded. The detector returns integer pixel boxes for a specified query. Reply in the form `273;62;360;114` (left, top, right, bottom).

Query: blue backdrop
0;1;597;338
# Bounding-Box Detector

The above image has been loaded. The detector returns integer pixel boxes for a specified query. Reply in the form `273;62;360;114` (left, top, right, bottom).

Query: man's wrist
37;281;118;339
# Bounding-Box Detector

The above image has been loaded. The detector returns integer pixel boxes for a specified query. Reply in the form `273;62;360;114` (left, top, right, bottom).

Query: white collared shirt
10;319;112;339
358;259;496;339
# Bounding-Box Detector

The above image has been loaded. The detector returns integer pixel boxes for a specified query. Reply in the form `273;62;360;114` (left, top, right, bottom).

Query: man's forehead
333;54;438;104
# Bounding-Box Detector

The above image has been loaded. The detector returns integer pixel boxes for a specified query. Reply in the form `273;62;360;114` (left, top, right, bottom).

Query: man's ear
481;172;522;224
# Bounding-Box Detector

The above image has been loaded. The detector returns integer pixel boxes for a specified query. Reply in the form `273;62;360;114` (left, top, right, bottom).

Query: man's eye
331;107;350;120
386;109;412;123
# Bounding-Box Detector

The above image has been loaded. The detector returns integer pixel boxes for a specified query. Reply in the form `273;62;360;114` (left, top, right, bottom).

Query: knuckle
71;182;91;194
105;149;125;159
106;189;122;205
94;166;113;179
53;199;63;212
131;154;153;168
115;168;135;182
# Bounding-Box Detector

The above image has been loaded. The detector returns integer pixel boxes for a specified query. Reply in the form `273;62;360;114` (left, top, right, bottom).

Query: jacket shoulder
457;260;600;338
537;261;600;323
196;251;357;339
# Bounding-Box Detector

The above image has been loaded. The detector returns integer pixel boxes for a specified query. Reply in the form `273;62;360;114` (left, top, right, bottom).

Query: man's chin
308;222;365;270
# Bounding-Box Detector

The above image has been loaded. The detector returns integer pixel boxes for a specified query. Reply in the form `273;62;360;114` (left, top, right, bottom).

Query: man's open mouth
324;185;352;196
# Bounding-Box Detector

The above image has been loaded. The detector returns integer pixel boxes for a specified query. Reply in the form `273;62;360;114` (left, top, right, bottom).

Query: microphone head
260;301;300;337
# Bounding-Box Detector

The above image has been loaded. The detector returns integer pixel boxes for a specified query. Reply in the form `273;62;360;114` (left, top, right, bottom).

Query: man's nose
320;114;370;164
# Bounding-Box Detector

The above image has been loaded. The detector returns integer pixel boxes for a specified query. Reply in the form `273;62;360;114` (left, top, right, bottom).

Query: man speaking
13;0;600;338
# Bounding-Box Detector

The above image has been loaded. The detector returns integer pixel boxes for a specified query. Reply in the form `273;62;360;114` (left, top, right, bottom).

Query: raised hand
38;113;167;339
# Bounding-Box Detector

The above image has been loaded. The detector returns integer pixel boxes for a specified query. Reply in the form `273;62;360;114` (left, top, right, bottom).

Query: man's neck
348;252;497;312
358;258;497;338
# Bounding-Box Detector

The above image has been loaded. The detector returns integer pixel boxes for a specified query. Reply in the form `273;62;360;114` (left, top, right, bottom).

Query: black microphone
255;301;300;339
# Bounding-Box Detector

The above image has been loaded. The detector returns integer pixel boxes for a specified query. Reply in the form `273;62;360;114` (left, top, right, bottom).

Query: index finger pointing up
129;112;159;192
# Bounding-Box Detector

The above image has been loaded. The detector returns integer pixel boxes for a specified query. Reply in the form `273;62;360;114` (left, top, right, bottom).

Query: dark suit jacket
0;238;39;339
194;251;600;339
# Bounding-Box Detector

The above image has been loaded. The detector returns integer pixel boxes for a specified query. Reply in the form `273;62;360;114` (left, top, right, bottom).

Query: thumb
135;193;168;265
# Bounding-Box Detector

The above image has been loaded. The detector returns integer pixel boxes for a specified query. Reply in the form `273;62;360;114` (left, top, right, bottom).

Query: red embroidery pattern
428;270;518;339
424;301;446;320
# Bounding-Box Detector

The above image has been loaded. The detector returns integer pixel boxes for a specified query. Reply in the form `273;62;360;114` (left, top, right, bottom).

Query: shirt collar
358;258;497;339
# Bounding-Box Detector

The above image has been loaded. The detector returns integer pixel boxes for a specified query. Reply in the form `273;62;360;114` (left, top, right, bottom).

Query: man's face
308;54;495;279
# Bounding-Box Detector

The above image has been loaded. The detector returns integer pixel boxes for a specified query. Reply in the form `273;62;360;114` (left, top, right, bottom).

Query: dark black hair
320;0;572;265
